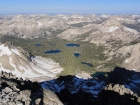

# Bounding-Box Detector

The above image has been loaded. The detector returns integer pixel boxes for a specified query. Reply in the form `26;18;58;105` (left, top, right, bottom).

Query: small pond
44;49;61;54
35;44;42;46
91;72;107;78
81;62;93;67
66;43;80;47
74;53;80;57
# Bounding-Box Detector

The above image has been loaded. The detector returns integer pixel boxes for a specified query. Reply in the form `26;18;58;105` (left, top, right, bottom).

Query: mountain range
0;14;140;104
0;14;139;71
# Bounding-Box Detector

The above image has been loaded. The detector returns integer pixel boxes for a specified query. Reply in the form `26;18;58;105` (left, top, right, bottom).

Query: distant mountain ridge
0;14;139;41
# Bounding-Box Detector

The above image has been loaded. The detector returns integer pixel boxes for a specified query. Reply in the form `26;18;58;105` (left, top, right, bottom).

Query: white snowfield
0;43;63;82
0;44;12;56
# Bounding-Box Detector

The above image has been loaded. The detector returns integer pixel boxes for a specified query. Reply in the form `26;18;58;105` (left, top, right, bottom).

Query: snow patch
0;44;12;56
76;72;92;79
9;57;17;70
108;26;119;32
125;59;129;63
124;27;138;34
37;22;43;27
11;49;20;56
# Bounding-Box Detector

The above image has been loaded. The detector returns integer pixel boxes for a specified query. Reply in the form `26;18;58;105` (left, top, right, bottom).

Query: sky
0;0;140;14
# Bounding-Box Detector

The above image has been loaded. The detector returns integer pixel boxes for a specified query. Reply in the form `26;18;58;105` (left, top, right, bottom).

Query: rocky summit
1;67;140;105
0;72;63;105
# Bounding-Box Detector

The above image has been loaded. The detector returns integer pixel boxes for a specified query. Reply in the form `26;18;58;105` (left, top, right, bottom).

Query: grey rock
105;83;133;95
43;89;63;105
3;87;13;93
0;75;63;105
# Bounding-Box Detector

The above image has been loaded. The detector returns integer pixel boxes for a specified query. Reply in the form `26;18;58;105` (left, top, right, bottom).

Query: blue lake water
29;53;35;61
66;43;80;47
44;50;61;54
35;44;42;46
74;53;80;57
81;62;93;67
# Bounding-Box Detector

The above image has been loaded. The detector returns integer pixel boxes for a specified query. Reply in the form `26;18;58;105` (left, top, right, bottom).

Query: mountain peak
104;17;122;27
0;42;63;82
98;17;122;33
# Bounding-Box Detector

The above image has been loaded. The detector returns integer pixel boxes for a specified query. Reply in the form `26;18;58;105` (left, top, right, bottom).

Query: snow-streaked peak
0;43;63;82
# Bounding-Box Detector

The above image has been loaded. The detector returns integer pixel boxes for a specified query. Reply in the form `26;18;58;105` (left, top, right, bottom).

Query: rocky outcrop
105;84;134;95
0;71;18;80
97;82;140;105
43;89;63;105
0;75;63;105
105;84;140;103
107;67;140;96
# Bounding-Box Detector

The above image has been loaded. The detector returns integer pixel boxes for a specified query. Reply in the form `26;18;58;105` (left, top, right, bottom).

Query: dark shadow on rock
0;77;44;105
56;89;96;105
107;67;140;97
0;82;9;90
40;66;140;104
96;90;140;105
107;67;134;84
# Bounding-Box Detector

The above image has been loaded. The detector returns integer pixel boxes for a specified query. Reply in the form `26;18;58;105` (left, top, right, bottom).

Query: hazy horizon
0;0;140;14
